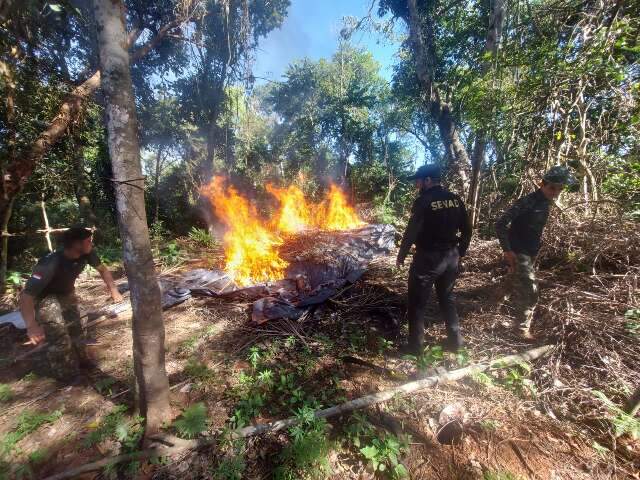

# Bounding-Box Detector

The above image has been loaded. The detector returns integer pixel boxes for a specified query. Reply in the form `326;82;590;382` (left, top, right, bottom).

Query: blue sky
252;0;401;83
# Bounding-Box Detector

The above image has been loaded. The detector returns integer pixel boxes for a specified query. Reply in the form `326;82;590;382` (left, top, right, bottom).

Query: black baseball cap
407;164;441;180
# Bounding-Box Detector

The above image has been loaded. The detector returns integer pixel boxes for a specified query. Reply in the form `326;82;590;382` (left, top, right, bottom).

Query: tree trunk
154;148;162;225
466;0;504;225
405;0;471;196
0;197;15;294
72;149;99;227
468;134;485;227
93;0;170;436
0;60;17;293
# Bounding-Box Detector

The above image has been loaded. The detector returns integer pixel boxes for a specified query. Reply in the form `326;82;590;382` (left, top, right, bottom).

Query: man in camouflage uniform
495;166;575;339
20;227;123;380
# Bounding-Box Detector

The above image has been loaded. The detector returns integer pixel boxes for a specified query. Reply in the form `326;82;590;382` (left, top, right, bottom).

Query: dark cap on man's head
62;226;92;248
407;164;441;180
543;165;576;185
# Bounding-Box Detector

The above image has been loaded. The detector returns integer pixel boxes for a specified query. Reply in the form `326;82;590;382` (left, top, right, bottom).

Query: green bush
273;406;332;480
0;385;12;403
602;159;640;217
84;405;143;452
173;403;209;439
188;227;217;248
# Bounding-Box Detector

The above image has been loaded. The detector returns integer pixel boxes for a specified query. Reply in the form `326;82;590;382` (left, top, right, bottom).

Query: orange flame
202;177;364;285
316;184;366;231
201;177;288;286
266;183;312;234
267;182;364;232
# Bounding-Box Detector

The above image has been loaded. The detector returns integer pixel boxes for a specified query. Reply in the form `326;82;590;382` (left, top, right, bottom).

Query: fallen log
42;345;552;480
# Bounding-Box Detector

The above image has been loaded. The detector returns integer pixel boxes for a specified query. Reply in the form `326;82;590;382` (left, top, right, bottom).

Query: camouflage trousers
35;293;86;380
509;254;538;332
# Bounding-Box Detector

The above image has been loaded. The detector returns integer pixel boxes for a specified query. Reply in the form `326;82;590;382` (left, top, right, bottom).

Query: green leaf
48;3;63;11
360;445;378;460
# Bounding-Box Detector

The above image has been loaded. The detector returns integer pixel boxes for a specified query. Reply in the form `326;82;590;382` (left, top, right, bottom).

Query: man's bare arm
20;292;45;345
96;265;124;302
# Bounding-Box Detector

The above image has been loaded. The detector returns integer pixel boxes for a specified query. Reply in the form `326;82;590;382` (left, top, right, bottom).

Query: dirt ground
0;238;638;480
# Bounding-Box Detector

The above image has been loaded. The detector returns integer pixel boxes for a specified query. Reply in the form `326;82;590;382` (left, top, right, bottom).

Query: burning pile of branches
200;177;365;286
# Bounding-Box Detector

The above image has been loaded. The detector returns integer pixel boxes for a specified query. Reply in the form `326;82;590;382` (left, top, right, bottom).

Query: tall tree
467;0;504;227
269;45;386;183
0;0;198;263
93;0;170;436
385;0;473;194
175;0;289;174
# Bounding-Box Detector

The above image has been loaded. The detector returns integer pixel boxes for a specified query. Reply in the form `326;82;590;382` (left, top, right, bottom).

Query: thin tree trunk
154;148;162;225
0;60;17;292
93;0;170;437
468;136;485;227
72;149;99;227
0;197;15;293
467;0;504;225
40;195;53;252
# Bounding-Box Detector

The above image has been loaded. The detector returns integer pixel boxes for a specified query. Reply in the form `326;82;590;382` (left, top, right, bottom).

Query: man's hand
25;323;45;345
503;251;517;274
110;289;124;303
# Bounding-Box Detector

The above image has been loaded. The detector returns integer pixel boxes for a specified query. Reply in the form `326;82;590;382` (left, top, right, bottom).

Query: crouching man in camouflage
19;227;123;380
495;166;575;340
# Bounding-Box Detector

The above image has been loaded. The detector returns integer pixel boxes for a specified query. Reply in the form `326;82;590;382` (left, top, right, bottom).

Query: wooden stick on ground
42;345;553;480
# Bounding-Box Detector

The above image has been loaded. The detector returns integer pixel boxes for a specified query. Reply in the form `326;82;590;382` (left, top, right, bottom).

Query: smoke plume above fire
201;177;364;286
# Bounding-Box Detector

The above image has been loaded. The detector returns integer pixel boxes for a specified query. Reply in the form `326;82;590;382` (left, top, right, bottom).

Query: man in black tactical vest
397;165;472;354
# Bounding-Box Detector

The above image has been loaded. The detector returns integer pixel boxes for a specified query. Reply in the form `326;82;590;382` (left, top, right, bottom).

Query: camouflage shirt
24;249;102;299
495;189;550;257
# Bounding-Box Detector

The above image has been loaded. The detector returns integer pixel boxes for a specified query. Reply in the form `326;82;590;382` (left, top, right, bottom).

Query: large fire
317;184;366;231
201;177;289;286
266;183;312;234
201;177;364;285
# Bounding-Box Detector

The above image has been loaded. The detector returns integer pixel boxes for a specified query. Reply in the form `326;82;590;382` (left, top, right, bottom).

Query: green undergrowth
402;345;470;371
173;403;209;439
83;405;146;478
593;390;640;439
471;361;537;398
227;341;345;430
0;410;62;480
0;385;12;403
343;412;409;479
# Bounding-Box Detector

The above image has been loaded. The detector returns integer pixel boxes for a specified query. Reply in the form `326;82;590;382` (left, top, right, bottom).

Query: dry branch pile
532;214;639;460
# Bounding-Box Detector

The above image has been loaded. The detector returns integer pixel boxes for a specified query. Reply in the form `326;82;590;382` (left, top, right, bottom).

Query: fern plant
173;403;209;439
188;227;217;248
0;409;62;456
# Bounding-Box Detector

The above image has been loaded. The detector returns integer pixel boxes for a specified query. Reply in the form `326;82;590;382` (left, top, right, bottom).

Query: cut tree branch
42;345;553;480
